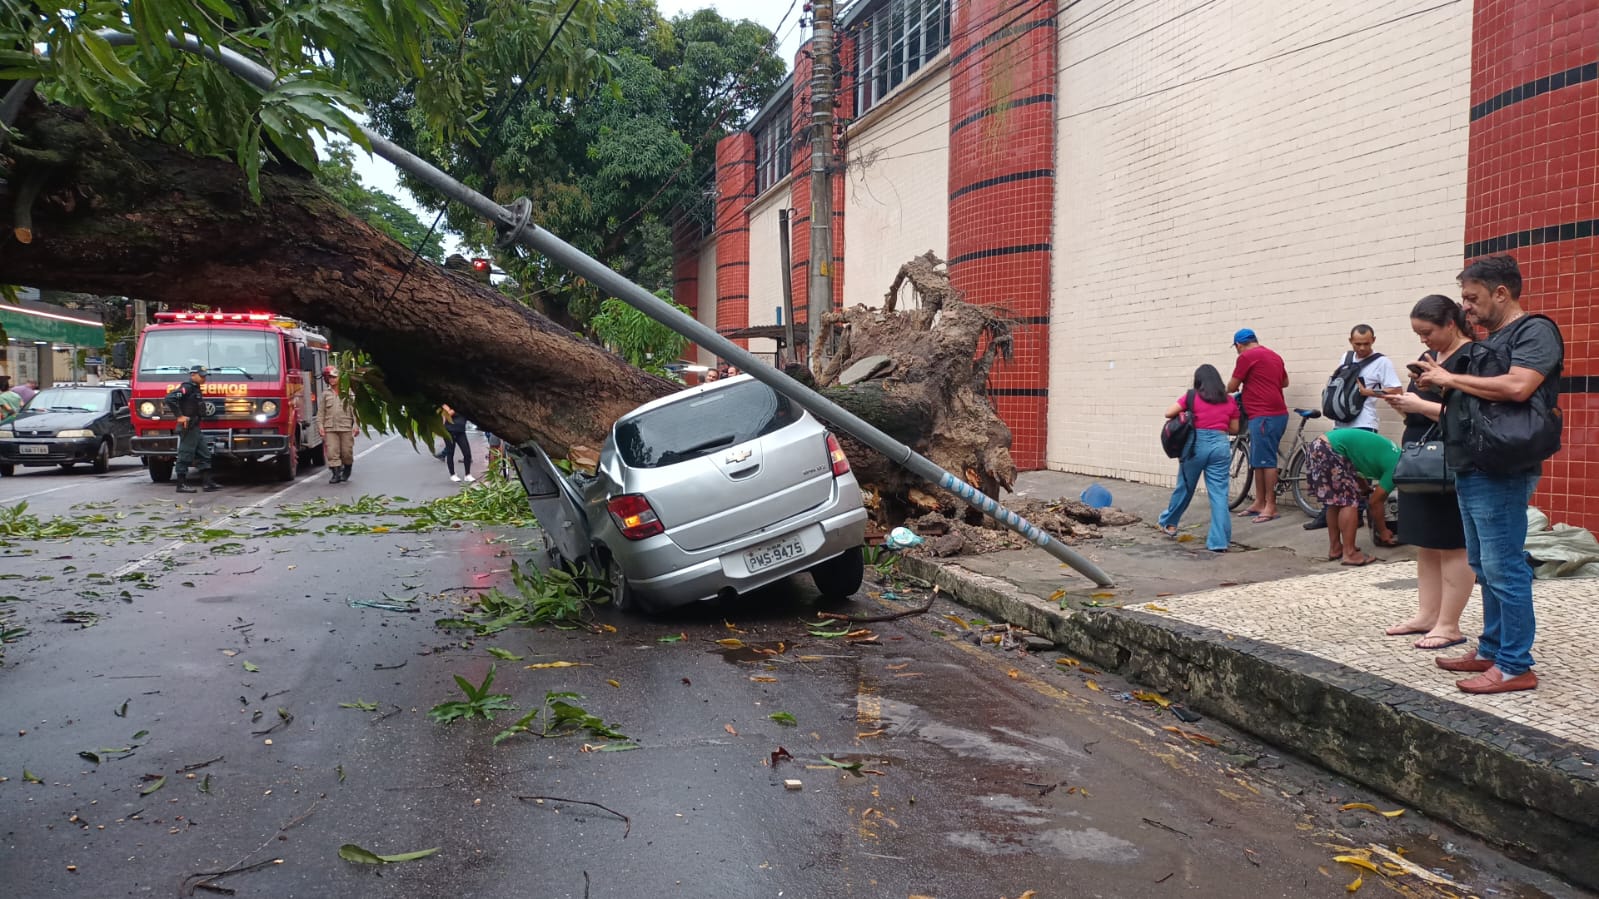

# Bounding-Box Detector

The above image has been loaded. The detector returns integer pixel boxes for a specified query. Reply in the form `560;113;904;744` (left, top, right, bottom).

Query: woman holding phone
1381;295;1475;650
1158;364;1241;553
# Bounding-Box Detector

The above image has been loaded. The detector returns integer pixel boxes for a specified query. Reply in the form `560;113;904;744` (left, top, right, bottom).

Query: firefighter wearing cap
168;366;218;493
318;366;358;484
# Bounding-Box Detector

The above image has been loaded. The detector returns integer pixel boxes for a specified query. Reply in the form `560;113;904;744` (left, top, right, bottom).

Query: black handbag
1161;390;1197;459
1393;426;1453;493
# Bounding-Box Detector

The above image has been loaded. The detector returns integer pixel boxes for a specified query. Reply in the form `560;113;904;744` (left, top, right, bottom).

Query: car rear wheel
0;463;12;477
92;439;111;474
603;552;653;615
148;459;173;483
810;547;864;604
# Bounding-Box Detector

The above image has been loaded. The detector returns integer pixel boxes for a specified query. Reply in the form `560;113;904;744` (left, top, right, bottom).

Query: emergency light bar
153;312;275;322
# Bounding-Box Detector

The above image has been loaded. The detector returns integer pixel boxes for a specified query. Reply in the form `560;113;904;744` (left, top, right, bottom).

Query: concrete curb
895;554;1599;891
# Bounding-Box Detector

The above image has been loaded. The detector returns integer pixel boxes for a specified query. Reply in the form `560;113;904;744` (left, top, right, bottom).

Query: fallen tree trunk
0;103;1019;521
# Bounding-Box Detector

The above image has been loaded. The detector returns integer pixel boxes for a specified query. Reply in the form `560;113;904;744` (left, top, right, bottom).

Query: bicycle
1227;408;1323;517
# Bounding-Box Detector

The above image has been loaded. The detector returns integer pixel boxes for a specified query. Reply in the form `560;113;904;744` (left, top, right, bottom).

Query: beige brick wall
843;57;951;309
745;192;788;360
696;241;717;367
1048;0;1472;485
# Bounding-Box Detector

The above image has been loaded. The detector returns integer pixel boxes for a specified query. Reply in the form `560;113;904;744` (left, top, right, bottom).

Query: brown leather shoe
1435;650;1493;673
1456;667;1538;694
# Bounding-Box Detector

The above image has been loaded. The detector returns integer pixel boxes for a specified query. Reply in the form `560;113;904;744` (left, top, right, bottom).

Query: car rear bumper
618;485;868;608
133;430;289;459
0;437;101;465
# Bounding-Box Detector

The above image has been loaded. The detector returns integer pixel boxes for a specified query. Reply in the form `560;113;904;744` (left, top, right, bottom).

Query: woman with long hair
1381;295;1475;649
1158;364;1241;552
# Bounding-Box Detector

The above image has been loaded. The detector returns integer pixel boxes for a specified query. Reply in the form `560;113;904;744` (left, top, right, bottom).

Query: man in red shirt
1226;328;1290;522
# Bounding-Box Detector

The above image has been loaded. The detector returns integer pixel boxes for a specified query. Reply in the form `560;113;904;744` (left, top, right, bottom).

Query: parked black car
0;386;134;476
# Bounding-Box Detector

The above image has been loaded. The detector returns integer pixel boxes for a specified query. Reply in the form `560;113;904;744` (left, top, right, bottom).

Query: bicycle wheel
1227;437;1253;509
1287;448;1321;517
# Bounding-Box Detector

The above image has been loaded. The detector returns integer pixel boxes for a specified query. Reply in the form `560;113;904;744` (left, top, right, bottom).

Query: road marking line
5;470;146;504
111;436;399;578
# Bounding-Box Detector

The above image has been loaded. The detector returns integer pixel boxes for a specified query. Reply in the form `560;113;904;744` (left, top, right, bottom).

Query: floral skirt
1307;439;1362;507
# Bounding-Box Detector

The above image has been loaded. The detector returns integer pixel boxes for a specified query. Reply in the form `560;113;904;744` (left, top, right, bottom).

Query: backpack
1321;351;1383;423
1161;390;1197;459
1443;314;1564;473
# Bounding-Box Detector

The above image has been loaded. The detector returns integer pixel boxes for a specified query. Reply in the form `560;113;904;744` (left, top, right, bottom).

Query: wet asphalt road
0;438;1588;899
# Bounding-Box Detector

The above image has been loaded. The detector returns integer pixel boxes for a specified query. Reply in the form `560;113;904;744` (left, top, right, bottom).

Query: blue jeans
1455;470;1539;675
1159;429;1232;551
1247;414;1287;469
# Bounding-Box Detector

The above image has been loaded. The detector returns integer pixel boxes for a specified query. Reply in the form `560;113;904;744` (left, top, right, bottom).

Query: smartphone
1406;362;1426;377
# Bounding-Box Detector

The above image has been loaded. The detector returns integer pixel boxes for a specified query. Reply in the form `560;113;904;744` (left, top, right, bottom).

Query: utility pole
806;0;835;370
778;209;796;365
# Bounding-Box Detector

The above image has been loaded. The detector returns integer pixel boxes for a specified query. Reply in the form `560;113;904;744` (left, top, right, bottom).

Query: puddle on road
711;640;790;663
873;697;1043;764
946;827;1137;862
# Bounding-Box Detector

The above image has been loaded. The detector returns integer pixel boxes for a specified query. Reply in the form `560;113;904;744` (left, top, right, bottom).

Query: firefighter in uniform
168;366;218;493
319;365;358;484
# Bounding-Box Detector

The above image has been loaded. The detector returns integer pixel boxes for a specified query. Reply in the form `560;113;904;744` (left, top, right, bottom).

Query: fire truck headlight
254;414;268;422
138;401;157;418
259;400;279;417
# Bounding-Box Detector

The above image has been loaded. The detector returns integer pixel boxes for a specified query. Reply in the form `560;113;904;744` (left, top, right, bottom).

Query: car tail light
607;494;664;540
825;433;851;476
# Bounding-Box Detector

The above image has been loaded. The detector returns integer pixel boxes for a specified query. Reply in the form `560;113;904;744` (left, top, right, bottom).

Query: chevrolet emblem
725;448;752;464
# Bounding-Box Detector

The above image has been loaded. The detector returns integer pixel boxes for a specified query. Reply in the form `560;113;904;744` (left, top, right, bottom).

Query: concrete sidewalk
898;469;1598;891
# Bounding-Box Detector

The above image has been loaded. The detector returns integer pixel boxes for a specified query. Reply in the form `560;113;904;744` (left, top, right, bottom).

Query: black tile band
951;17;1054;68
1014;315;1049;325
1464;218;1597;258
717;226;750;236
950;93;1053;134
1470;61;1597;120
717;261;749;269
950;168;1054;201
987;387;1048;397
1560;375;1597;394
717;294;749;302
948;243;1051;267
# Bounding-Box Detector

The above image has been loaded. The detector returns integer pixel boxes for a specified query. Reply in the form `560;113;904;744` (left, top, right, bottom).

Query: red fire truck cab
130;312;330;483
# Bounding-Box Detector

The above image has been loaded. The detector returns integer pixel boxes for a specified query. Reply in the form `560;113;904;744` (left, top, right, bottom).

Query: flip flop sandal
1414;636;1468;650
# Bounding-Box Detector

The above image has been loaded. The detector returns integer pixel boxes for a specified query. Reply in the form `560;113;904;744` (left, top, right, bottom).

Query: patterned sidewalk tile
1148;562;1599;751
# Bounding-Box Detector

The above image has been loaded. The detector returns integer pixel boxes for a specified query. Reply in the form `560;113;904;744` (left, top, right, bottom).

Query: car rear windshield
615;380;802;468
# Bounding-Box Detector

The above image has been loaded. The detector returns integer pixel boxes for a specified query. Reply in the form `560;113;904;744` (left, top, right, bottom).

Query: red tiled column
946;0;1056;470
1467;0;1599;530
714;133;755;350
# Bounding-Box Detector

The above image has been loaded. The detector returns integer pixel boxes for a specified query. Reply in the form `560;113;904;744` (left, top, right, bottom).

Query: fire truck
129;312;329;483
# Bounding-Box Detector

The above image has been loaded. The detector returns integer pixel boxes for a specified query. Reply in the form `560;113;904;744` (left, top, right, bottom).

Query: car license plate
19;444;48;455
744;535;806;573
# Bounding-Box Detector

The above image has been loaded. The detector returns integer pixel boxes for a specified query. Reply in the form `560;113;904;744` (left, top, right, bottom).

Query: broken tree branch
516;795;631;838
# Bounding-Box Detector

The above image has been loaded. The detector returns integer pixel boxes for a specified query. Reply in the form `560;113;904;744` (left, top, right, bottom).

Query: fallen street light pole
83;31;1115;588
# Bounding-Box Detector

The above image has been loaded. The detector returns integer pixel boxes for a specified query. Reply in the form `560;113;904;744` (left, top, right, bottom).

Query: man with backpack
1305;325;1402;530
1416;255;1563;695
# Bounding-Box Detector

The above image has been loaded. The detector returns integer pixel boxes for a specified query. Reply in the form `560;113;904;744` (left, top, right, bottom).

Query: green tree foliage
588;293;689;377
2;0;609;194
365;2;787;327
315;143;444;262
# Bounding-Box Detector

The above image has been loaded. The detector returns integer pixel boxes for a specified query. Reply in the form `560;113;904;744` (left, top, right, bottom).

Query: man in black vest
1416;255;1562;694
168;366;219;494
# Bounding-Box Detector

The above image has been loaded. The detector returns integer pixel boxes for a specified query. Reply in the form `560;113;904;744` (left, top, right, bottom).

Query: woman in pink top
1158;364;1242;552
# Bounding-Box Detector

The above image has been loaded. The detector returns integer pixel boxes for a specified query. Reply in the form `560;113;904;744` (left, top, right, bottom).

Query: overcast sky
350;0;805;253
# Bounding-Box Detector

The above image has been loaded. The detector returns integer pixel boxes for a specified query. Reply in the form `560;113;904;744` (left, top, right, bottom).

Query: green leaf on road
79;751;101;764
769;712;797;726
131;730;148;741
339;700;380;711
114;700;128;718
199;774;211;793
486;647;523;661
337;764;346;783
242;661;260;672
656;633;684;643
338;843;439;864
22;769;42;783
140;775;166;795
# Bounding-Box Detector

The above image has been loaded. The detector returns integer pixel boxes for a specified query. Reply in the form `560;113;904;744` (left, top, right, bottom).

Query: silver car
514;375;868;613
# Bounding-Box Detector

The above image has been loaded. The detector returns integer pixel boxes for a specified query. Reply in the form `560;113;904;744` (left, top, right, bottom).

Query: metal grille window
753;90;794;196
853;0;949;115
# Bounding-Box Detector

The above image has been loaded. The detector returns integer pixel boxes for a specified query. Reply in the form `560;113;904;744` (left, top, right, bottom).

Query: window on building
753;89;794;196
853;0;949;115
